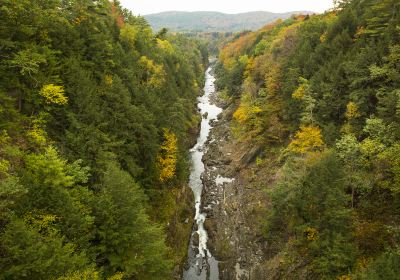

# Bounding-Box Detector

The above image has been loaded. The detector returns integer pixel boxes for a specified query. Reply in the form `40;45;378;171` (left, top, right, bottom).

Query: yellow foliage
360;138;384;158
345;102;361;119
24;211;58;234
265;65;281;96
305;227;319;241
0;159;10;177
139;56;166;89
256;157;264;166
292;83;307;99
139;56;153;69
72;16;87;25
222;57;236;72
244;57;254;78
337;275;351;280
57;268;101;280
193;80;199;91
104;74;113;86
120;24;138;48
157;38;174;55
149;64;166;88
238;55;249;65
355;257;371;269
355;26;366;38
0;130;10;145
288;125;324;154
27;119;47;146
232;91;268;140
107;272;125;280
39;84;68;105
320;33;327;43
233;103;262;124
233;106;248;123
158;129;178;182
251;106;262;114
292;78;310;100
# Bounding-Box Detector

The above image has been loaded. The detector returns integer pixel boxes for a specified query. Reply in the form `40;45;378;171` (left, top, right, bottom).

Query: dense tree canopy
0;0;207;278
215;0;400;278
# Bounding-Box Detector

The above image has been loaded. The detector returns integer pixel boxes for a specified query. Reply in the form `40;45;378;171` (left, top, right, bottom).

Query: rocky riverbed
200;91;274;279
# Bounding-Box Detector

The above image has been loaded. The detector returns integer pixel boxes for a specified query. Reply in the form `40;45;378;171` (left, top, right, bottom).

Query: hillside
144;11;313;32
213;1;400;278
0;1;207;279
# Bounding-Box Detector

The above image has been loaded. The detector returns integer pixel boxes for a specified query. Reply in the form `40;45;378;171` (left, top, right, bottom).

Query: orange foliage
219;32;258;66
294;14;308;21
111;3;125;28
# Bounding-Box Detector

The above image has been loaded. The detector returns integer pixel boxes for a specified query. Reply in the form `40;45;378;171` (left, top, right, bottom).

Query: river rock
203;218;217;252
192;232;199;247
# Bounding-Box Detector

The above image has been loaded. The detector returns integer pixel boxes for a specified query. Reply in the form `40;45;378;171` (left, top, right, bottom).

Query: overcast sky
119;0;335;15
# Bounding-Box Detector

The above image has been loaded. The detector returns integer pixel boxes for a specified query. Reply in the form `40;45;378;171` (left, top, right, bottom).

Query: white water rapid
182;67;222;280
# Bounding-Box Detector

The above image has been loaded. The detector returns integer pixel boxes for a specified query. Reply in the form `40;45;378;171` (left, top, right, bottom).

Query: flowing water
182;67;222;280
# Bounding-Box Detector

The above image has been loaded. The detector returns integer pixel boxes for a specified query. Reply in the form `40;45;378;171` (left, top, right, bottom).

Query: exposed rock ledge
200;92;272;279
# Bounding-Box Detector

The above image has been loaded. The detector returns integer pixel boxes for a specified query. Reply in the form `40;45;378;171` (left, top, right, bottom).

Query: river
182;66;222;280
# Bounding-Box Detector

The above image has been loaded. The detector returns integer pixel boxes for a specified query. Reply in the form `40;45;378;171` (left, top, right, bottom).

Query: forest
1;0;400;279
215;0;400;278
0;0;207;279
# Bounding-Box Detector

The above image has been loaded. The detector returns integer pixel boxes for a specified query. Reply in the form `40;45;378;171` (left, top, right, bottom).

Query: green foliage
0;218;89;280
0;177;27;215
9;49;47;77
354;249;400;280
0;0;207;278
93;162;172;279
216;1;400;277
266;152;354;278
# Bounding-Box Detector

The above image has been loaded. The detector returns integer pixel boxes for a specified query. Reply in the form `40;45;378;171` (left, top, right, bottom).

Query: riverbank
182;67;222;280
201;92;275;279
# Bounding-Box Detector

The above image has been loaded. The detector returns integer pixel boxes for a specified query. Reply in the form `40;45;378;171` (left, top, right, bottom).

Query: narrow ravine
182;67;222;280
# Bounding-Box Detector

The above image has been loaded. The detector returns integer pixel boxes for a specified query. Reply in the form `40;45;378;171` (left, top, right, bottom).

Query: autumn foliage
288;125;324;154
215;2;400;277
158;129;178;182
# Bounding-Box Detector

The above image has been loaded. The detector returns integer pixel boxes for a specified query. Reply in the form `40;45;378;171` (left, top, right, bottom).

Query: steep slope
145;11;314;32
211;0;400;278
0;0;208;279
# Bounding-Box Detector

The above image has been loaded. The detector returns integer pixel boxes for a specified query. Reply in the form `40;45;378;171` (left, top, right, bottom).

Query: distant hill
144;11;314;32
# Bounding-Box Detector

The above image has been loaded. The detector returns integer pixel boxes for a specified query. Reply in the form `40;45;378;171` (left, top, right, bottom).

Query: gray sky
119;0;334;15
